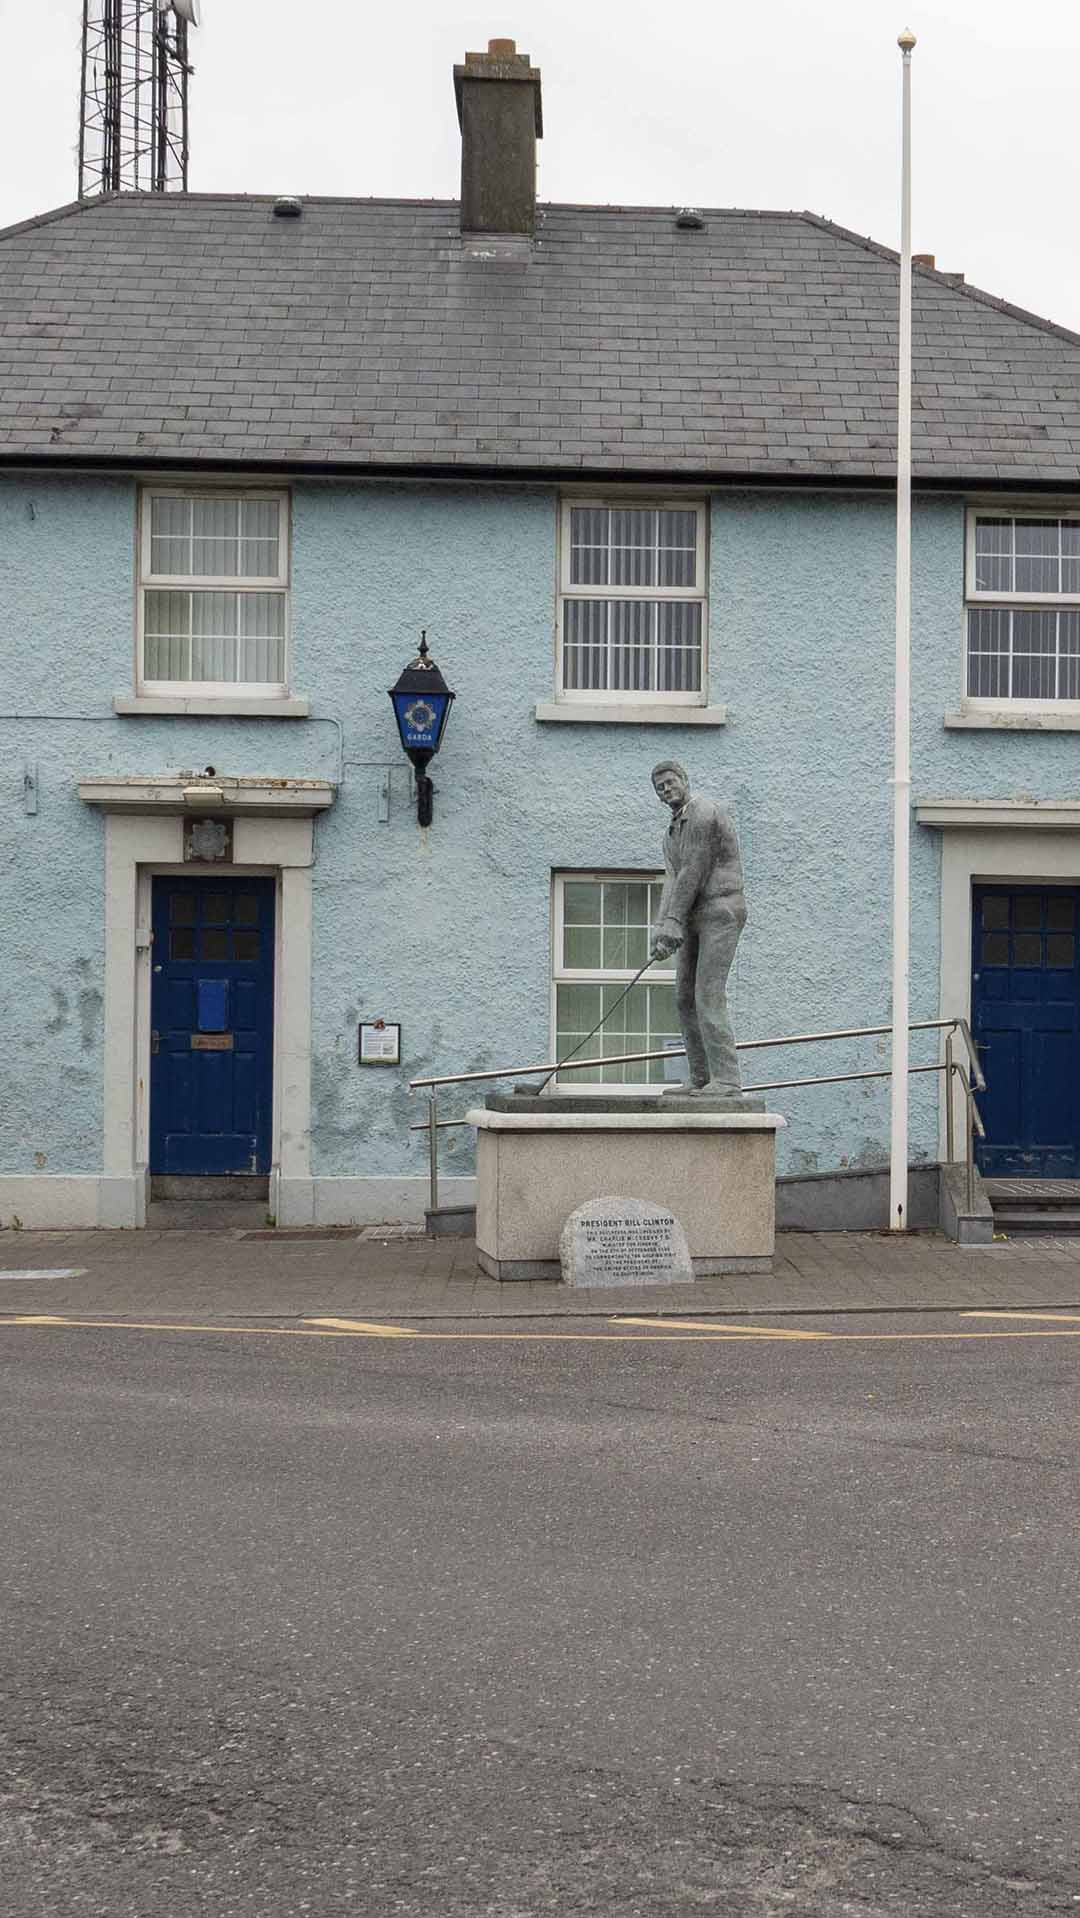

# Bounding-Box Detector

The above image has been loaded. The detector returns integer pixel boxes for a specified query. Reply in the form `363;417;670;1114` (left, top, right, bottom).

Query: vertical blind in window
973;516;1080;596
967;516;1080;702
554;877;681;1086
561;506;704;695
143;494;287;687
968;608;1080;701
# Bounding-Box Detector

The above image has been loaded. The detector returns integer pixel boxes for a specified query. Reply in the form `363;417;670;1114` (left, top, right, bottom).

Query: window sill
535;701;727;727
944;705;1080;733
114;694;311;718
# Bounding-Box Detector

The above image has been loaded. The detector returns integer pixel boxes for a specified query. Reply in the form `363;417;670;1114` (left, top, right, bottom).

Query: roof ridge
541;203;804;219
0;195;110;244
798;209;1080;352
0;192;468;229
0;190;815;231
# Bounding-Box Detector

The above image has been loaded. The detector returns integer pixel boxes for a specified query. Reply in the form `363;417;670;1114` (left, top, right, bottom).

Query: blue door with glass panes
971;886;1080;1177
150;877;275;1176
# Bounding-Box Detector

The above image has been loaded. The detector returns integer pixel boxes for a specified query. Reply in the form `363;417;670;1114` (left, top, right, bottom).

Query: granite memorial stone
560;1195;693;1288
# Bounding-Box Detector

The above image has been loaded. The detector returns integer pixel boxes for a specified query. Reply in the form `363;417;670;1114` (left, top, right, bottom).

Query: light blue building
3;39;1080;1230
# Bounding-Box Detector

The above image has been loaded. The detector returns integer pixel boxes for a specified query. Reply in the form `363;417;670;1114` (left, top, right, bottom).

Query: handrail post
428;1094;439;1213
945;1030;955;1162
956;1016;986;1091
965;1084;975;1215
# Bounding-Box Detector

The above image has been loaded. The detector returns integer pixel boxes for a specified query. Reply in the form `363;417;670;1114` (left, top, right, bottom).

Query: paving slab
5;1226;1080;1321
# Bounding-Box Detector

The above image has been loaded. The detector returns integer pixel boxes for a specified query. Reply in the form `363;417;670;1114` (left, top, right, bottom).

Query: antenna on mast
78;0;199;198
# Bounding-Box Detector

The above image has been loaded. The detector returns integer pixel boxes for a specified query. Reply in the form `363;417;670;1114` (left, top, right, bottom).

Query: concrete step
150;1175;268;1202
990;1207;1080;1234
145;1200;270;1230
992;1200;1080;1212
985;1179;1080;1207
425;1204;477;1238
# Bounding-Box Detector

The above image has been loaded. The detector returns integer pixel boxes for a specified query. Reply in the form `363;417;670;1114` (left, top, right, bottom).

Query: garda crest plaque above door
184;817;233;863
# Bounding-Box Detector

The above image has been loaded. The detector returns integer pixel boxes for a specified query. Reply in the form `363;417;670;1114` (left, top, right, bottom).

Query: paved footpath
5;1223;1080;1321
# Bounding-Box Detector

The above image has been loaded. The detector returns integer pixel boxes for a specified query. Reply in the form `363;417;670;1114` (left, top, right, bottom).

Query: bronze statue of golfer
650;761;746;1099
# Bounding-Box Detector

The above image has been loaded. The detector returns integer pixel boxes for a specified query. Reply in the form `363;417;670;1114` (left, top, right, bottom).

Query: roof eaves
1;446;1075;493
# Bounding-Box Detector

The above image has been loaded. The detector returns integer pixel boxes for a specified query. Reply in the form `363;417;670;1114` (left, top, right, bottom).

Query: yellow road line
828;1329;1080;1341
5;1314;1080;1347
613;1316;828;1340
0;1316;809;1343
0;1269;86;1281
305;1316;417;1337
963;1310;1080;1324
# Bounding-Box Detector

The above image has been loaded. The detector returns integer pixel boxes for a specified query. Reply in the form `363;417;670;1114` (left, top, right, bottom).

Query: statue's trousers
675;899;747;1092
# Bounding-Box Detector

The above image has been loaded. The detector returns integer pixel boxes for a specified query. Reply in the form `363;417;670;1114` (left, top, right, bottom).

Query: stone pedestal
466;1103;785;1282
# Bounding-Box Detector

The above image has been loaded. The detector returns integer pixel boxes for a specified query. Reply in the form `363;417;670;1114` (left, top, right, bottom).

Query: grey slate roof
2;191;1080;484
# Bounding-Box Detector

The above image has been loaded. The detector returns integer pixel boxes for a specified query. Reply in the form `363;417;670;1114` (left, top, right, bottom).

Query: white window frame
550;870;680;1095
556;497;708;707
137;486;291;699
963;505;1080;712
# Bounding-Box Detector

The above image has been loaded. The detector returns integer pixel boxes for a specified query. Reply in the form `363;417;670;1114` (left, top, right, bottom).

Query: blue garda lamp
388;633;456;828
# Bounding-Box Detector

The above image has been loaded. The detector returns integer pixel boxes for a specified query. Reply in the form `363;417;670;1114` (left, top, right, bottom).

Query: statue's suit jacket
655;796;745;944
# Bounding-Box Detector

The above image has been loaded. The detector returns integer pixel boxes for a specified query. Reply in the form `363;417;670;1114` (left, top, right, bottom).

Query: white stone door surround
917;799;1080;1162
81;777;335;1227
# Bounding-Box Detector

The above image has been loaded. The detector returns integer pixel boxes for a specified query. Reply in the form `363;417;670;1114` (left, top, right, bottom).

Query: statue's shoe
676;1080;744;1100
659;1080;709;1097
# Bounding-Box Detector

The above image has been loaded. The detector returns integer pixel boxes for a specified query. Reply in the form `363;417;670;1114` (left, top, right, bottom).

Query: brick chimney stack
454;39;543;238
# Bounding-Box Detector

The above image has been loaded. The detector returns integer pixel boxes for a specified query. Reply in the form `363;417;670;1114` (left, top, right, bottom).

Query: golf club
514;956;659;1098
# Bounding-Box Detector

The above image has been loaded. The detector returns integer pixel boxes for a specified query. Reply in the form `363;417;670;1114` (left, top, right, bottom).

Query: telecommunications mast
78;0;199;198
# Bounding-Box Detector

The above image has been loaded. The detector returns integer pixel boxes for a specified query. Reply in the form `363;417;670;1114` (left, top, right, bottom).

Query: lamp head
388;635;456;774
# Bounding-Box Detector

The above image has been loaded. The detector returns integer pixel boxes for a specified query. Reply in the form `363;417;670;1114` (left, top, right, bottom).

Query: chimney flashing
459;232;535;264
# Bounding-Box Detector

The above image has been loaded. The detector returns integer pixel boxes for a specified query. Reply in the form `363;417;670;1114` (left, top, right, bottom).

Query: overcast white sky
3;1;1080;331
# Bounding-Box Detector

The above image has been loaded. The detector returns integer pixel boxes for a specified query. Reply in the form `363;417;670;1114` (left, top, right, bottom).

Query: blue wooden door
150;877;275;1176
972;886;1080;1177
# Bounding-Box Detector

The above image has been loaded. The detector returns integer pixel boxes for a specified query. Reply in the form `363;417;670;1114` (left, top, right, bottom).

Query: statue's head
651;760;689;813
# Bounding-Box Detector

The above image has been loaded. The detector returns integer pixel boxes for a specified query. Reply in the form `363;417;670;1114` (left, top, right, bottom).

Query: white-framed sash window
138;489;290;695
551;872;681;1087
557;501;707;704
965;509;1080;705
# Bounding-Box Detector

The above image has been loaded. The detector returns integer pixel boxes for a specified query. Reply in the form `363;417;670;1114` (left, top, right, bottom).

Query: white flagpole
890;28;916;1231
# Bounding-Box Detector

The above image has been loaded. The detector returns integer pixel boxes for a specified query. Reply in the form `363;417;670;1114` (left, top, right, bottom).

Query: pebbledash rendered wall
1;471;1077;1224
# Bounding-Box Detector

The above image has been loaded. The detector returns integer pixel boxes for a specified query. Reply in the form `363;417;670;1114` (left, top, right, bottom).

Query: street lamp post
890;27;916;1230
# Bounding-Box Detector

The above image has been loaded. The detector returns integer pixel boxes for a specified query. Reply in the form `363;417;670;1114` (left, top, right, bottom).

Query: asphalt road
4;1310;1080;1915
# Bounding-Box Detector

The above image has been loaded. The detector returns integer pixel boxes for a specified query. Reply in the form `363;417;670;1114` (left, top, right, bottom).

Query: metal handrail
408;1059;957;1124
954;1016;986;1090
951;1060;985;1215
409;1015;987;1219
409;1060;968;1127
408;1016;962;1094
